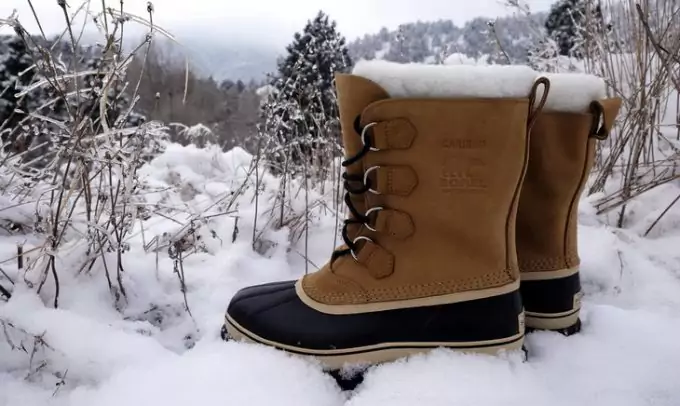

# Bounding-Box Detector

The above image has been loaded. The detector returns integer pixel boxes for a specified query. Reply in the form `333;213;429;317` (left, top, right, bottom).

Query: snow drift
0;140;679;406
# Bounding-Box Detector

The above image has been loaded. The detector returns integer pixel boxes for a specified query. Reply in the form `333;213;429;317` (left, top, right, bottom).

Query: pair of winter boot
222;60;622;374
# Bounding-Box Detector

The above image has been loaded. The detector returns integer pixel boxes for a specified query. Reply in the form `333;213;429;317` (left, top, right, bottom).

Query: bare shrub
0;2;186;308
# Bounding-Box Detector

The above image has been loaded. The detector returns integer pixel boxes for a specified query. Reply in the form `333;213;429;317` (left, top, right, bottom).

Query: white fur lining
351;59;608;113
351;59;538;99
536;73;607;113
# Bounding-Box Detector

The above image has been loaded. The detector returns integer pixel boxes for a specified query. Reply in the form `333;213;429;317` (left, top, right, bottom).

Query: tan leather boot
224;61;549;370
517;74;622;334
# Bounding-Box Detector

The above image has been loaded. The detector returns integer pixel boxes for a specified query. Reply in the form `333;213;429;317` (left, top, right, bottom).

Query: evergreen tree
0;34;69;162
545;0;605;58
264;10;352;172
0;35;36;145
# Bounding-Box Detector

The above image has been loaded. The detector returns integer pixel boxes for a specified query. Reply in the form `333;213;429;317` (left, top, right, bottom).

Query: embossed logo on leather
442;139;487;149
440;139;488;193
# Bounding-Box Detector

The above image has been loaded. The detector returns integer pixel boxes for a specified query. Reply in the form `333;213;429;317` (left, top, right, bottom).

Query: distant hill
347;12;549;65
69;27;280;83
143;12;549;82
137;34;280;83
173;36;280;83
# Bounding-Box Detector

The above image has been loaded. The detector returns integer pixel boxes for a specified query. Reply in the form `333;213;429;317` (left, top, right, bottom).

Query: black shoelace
330;116;375;262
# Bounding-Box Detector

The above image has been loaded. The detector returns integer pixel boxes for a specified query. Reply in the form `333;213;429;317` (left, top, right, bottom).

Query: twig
487;20;512;64
0;265;15;285
644;192;680;237
635;3;680;92
0;282;11;299
170;241;193;319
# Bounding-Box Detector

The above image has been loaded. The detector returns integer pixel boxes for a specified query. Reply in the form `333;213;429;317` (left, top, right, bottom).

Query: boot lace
331;116;382;262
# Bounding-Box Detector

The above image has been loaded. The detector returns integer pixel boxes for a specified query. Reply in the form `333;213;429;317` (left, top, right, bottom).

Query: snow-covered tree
263;10;352;173
0;35;36;144
545;0;605;58
0;34;70;164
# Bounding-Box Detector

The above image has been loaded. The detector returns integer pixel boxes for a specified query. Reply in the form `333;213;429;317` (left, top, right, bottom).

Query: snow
350;59;610;113
437;56;609;112
0;140;679;406
1;97;680;406
443;52;489;66
347;307;680;406
535;72;608;113
351;58;538;98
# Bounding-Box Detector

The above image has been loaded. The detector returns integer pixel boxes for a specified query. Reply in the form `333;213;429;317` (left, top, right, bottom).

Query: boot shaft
516;73;621;333
517;73;622;274
358;97;531;285
303;61;550;308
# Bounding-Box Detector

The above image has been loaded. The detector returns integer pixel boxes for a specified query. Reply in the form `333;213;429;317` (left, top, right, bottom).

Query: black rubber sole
221;324;528;391
225;280;525;367
221;279;527;390
525;317;582;337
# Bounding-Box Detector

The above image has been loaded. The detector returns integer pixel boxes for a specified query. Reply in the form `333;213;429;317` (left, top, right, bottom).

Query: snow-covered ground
1;143;679;406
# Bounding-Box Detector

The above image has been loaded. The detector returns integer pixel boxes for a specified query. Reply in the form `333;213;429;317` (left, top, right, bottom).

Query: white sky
1;0;554;46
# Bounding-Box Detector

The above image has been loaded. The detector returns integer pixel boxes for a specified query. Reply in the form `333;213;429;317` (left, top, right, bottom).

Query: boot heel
525;316;582;337
520;270;582;335
525;311;581;334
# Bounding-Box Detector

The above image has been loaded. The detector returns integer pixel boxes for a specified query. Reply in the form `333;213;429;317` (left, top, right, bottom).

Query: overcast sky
1;0;553;46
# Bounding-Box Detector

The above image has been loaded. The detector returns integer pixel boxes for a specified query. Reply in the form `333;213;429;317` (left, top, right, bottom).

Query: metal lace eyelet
364;206;384;232
364;166;381;195
350;236;373;262
361;122;380;152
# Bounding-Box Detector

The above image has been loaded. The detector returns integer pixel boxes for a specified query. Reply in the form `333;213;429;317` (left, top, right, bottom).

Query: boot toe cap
225;280;377;351
226;280;301;344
